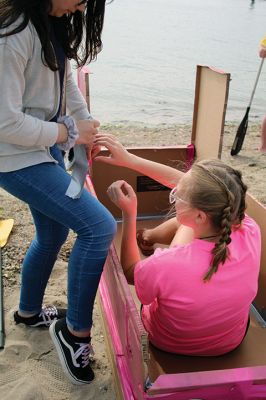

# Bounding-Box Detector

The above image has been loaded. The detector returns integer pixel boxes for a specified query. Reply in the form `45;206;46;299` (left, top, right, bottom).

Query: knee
97;209;117;242
78;208;117;244
106;211;117;239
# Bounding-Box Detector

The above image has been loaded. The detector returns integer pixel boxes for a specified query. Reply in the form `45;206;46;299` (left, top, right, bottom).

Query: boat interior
83;65;266;397
92;145;266;390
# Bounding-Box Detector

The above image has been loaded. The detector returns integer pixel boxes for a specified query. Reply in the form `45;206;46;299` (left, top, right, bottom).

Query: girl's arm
0;32;58;147
94;134;184;189
65;61;92;120
65;62;101;148
107;180;140;284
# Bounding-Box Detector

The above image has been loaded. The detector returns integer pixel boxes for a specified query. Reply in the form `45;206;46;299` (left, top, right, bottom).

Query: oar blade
230;107;250;156
0;248;4;349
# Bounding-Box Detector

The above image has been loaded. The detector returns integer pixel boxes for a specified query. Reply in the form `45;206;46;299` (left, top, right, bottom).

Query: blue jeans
0;146;116;331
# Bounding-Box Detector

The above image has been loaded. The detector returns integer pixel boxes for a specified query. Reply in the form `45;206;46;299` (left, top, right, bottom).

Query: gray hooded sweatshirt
0;18;91;172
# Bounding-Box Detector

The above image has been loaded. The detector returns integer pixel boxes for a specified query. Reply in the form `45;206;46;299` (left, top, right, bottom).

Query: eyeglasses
169;187;189;205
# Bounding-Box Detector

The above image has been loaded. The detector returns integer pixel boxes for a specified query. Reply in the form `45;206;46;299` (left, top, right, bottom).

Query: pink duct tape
186;143;195;170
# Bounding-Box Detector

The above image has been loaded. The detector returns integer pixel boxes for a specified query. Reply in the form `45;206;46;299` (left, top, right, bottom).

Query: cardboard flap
191;65;230;160
246;193;266;312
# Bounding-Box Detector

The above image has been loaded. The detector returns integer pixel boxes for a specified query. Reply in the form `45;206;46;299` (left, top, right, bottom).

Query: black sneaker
49;318;95;385
14;305;66;328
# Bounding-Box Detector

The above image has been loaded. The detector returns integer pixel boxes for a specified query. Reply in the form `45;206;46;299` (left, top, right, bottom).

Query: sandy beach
103;122;266;205
0;122;265;400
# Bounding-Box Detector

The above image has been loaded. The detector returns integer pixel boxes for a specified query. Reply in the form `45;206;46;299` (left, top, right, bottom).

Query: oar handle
0;331;4;349
248;58;264;107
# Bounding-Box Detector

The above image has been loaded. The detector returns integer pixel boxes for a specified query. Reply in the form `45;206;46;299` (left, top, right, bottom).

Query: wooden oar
231;58;264;156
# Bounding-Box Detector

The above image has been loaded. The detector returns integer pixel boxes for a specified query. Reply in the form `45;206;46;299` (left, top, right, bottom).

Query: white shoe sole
49;320;91;385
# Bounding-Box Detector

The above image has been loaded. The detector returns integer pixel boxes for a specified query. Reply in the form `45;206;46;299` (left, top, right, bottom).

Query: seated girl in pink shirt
94;134;261;356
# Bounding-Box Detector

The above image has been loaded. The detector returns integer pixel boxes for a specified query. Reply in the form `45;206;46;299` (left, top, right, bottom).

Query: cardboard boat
78;66;266;400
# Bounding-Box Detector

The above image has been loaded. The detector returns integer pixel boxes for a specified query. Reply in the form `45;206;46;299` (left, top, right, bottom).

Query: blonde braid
204;192;234;281
192;163;236;282
177;160;247;281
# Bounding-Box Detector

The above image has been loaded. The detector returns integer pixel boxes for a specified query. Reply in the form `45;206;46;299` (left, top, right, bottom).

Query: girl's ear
195;210;207;225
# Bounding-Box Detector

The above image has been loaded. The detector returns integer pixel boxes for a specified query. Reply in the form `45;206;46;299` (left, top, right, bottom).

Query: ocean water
77;0;266;125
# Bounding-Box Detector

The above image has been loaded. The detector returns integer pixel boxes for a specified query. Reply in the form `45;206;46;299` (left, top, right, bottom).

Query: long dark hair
0;0;108;71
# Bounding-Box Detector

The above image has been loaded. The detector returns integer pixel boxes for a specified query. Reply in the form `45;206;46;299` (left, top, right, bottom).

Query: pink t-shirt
134;215;261;356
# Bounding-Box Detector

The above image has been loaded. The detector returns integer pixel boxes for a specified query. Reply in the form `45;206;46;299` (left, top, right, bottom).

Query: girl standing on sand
0;0;116;384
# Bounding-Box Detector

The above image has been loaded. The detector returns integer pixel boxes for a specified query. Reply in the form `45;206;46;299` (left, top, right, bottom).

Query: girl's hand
89;144;102;160
76;119;100;146
107;180;137;217
259;46;266;58
93;134;133;168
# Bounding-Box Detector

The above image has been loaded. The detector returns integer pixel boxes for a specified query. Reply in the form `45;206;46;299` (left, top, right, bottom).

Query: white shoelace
39;305;58;326
74;342;94;368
